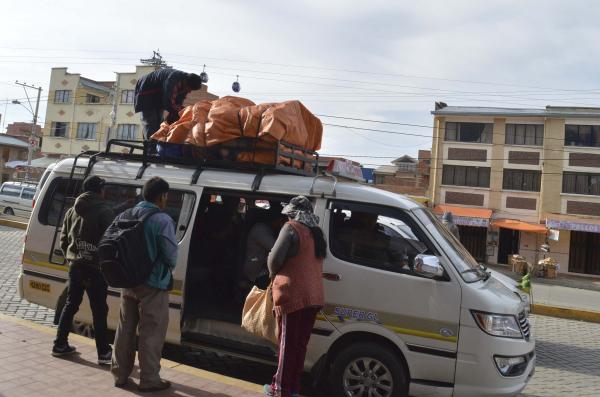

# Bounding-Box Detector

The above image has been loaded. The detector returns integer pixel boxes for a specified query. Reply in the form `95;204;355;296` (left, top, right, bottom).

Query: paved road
1;225;599;396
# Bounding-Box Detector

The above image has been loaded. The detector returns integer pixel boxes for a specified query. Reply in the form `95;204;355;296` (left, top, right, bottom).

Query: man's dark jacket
134;69;189;114
60;192;115;269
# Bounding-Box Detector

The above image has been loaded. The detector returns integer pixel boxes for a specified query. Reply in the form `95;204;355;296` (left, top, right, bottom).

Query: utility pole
106;73;119;149
15;81;42;179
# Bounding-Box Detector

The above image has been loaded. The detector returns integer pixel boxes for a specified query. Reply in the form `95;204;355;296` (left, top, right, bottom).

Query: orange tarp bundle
151;96;322;168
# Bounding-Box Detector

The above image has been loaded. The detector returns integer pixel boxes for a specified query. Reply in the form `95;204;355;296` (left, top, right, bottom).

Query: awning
492;219;547;234
434;205;492;227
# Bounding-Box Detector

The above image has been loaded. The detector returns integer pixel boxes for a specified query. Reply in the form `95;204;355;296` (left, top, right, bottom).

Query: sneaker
97;350;112;365
114;378;130;388
263;384;275;396
52;344;76;357
138;380;171;393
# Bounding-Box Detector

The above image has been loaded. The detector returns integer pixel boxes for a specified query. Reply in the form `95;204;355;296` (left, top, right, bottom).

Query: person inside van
52;176;114;365
241;205;286;290
263;196;326;397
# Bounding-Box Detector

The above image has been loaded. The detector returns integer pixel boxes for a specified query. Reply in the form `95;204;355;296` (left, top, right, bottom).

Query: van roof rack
71;138;319;189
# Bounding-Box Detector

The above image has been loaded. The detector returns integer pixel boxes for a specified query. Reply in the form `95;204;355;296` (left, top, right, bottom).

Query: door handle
323;272;341;282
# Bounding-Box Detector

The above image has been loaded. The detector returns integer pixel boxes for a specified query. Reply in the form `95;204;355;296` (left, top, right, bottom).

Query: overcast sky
1;0;600;165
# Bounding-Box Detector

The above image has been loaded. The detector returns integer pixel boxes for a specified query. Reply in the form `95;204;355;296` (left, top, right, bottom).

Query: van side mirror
414;254;444;278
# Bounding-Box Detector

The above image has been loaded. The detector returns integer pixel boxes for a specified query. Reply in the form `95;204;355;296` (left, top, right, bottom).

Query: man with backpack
109;177;177;392
52;176;114;365
134;68;203;139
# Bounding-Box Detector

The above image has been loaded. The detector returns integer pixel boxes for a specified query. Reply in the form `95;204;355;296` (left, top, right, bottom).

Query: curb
532;303;600;324
0;218;27;230
0;313;264;394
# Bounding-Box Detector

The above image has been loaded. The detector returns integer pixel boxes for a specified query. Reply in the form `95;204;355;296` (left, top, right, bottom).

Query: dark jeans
55;263;110;355
140;108;164;140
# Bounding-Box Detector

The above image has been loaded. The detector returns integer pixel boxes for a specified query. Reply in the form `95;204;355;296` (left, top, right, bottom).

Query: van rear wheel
329;342;408;397
3;207;14;216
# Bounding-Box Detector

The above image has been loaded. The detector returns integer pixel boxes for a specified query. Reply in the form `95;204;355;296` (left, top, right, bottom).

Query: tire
329;342;409;397
3;207;14;216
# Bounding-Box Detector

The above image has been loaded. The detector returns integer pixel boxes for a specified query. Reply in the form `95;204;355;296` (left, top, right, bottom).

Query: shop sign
454;216;489;227
546;219;600;234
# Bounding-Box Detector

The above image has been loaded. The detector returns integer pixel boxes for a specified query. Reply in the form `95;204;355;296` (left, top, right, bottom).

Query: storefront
434;205;492;263
546;219;600;275
490;219;547;265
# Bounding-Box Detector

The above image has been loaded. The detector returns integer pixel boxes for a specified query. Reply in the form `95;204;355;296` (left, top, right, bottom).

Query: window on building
86;94;100;103
444;122;493;143
50;122;69;138
329;201;436;277
565;125;600;147
76;123;97;140
505;124;543;146
116;124;138;140
503;169;541;192
121;90;135;104
54;90;71;103
563;172;600;196
442;165;490;188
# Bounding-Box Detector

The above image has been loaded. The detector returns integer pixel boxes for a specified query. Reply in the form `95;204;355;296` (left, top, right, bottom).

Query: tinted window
39;178;195;241
445;122;492;143
563;172;600;196
1;185;22;197
329;201;435;277
503;169;541;192
442;165;491;188
21;188;36;200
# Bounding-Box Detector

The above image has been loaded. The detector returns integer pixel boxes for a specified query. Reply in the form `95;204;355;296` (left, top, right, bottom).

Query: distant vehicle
0;181;38;217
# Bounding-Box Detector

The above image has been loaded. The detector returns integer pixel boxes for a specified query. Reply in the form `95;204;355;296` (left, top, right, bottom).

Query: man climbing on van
111;177;177;392
134;68;203;139
52;176;114;365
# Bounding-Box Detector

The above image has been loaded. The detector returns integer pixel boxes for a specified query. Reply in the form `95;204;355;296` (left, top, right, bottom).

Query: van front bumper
454;324;535;397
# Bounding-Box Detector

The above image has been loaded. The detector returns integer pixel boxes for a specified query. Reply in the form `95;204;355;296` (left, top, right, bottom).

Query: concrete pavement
0;313;263;397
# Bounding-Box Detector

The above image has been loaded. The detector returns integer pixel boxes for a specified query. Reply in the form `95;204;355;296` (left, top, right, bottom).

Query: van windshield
412;207;486;282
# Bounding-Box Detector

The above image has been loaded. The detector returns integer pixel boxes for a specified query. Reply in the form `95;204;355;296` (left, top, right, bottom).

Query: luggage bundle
150;96;322;173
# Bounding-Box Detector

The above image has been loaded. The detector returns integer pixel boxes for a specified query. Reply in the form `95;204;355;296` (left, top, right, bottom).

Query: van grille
518;311;530;340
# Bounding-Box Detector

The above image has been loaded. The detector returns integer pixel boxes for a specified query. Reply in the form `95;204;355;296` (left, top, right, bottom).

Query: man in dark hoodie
134;69;203;139
52;176;115;364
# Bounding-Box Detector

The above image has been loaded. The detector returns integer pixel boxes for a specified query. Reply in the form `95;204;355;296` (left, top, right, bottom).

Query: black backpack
98;208;160;288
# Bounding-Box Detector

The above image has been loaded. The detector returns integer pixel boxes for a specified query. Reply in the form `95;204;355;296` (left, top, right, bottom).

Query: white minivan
19;152;534;396
0;181;37;217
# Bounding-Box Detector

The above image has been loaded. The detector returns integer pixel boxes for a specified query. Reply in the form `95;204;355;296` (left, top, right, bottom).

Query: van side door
322;200;461;386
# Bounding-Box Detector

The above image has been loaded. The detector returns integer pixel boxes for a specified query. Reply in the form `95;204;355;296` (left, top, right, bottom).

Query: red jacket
272;221;324;315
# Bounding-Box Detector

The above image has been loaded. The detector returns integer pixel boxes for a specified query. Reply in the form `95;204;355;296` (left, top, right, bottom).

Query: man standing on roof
134;69;203;139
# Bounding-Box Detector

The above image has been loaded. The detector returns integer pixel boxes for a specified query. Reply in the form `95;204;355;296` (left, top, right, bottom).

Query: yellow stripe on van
23;256;183;296
318;313;457;343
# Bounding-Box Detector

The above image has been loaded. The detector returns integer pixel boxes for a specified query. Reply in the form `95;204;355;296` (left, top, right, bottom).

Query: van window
39;179;195;241
1;184;22;197
329;201;434;276
21;188;36;200
38;177;83;226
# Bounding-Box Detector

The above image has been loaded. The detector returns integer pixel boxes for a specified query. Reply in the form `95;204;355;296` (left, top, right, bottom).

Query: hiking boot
52;344;76;357
138;380;171;393
97;349;112;365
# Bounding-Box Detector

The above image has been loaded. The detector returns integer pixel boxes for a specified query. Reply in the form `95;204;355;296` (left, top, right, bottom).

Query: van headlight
471;310;523;339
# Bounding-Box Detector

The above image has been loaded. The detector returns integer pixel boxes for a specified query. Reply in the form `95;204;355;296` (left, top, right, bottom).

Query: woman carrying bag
263;196;327;397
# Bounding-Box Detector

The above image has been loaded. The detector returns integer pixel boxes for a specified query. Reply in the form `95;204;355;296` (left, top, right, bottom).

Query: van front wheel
3;207;14;216
329;342;408;397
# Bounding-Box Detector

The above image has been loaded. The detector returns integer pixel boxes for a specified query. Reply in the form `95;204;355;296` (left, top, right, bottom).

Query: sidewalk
489;264;600;323
0;313;263;397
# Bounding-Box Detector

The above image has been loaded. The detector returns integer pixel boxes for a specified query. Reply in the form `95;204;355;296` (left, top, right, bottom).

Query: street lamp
11;99;38;179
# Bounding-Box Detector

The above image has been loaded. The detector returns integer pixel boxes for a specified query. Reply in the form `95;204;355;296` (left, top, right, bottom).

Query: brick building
373;151;431;197
429;103;600;275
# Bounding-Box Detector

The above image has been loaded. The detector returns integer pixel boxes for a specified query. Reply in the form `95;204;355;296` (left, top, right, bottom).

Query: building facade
0;135;29;182
429;104;600;275
373;151;431;198
41;66;218;157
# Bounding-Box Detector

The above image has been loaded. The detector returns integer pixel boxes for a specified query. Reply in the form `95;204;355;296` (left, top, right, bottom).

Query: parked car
0;181;37;217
